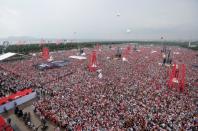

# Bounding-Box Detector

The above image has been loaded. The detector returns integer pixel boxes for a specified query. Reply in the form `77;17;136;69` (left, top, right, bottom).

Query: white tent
0;52;18;61
69;55;87;60
151;51;157;53
173;52;180;55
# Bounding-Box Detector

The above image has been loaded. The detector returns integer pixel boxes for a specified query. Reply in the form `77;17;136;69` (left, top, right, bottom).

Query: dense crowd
0;45;197;130
0;70;32;98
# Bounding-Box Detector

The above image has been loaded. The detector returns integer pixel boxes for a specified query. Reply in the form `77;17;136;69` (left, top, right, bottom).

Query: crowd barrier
0;91;36;113
0;89;32;105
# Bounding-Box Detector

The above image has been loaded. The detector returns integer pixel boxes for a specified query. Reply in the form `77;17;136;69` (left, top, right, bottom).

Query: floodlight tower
2;41;10;54
188;41;191;47
73;31;80;52
161;36;166;53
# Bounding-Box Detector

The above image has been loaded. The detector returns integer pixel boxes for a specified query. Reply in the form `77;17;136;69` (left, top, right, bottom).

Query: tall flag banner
122;45;131;61
168;64;186;93
88;51;97;72
42;47;49;60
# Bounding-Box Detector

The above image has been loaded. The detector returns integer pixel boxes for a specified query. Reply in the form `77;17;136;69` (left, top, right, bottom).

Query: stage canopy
0;52;27;62
35;60;70;70
0;52;17;61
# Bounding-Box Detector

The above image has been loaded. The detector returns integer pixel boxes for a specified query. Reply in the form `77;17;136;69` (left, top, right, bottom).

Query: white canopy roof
0;52;18;61
151;50;157;53
69;55;87;60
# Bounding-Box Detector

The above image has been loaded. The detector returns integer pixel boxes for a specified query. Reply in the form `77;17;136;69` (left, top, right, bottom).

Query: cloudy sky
0;0;197;40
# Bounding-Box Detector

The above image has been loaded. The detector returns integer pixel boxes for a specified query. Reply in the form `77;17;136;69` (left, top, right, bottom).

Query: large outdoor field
0;45;197;130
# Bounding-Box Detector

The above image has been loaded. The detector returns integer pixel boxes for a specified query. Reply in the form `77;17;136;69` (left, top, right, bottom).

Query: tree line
0;41;197;54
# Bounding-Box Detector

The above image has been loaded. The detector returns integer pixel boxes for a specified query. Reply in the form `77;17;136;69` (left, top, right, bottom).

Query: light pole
161;36;165;52
2;41;9;54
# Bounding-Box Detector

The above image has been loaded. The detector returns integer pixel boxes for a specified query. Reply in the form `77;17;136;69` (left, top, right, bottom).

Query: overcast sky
0;0;197;40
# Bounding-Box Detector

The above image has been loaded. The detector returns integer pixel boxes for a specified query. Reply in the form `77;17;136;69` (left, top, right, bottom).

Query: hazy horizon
0;0;198;41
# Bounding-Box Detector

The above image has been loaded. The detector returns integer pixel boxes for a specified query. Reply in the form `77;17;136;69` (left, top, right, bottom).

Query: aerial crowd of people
0;69;32;99
0;45;197;130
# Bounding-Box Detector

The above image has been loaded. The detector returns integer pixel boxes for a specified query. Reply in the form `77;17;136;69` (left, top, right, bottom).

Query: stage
35;59;70;70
